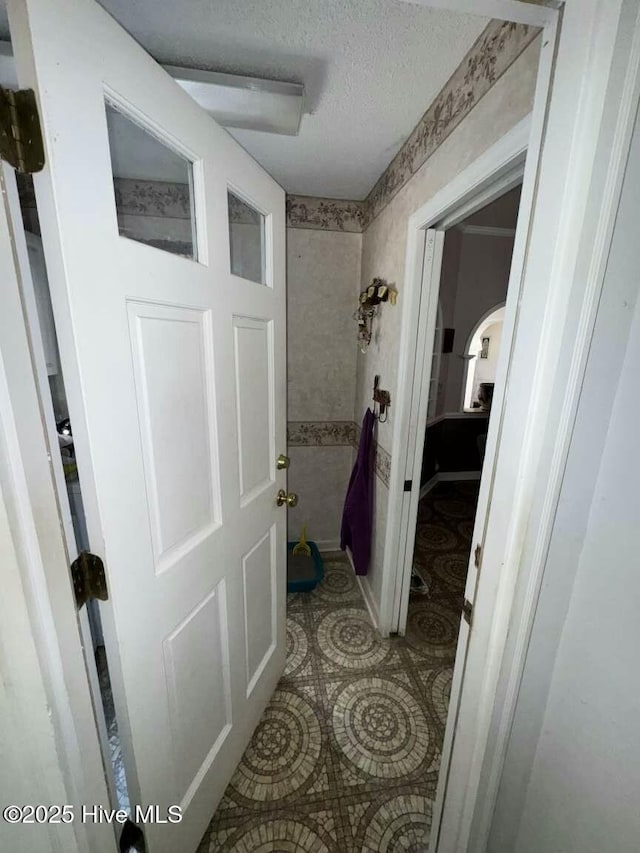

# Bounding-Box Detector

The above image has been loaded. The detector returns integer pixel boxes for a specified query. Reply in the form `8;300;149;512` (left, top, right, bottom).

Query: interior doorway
407;186;520;640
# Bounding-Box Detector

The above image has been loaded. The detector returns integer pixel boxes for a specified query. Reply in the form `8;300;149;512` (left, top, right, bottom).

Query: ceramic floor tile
200;482;477;852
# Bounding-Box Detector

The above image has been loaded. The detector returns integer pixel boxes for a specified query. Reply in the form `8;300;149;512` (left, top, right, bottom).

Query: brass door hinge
462;598;473;627
474;543;482;569
0;86;45;174
71;551;109;609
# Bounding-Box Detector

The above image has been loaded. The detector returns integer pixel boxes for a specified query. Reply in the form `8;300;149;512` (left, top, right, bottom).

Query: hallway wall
282;23;541;611
355;35;541;615
286;228;361;549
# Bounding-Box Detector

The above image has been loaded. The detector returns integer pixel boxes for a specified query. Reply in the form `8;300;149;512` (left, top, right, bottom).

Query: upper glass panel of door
105;102;198;260
228;191;266;285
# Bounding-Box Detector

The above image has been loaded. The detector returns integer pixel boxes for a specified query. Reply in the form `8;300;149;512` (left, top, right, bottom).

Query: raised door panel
233;316;274;505
163;581;232;804
242;526;277;697
128;301;221;573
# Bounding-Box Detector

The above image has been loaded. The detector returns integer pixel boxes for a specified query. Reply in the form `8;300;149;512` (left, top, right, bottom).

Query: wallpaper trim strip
16;23;536;237
287;421;357;447
352;421;391;488
285;196;366;234
286;19;539;234
288;420;391;487
17;176;261;225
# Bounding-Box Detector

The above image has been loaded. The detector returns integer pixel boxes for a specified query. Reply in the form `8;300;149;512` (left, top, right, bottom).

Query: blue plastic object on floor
287;540;324;592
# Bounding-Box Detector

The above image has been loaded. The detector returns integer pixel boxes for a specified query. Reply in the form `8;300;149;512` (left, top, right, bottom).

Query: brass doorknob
276;454;290;470
276;489;298;507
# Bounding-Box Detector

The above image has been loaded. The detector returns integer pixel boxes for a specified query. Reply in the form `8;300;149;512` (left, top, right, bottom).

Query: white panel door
8;0;287;850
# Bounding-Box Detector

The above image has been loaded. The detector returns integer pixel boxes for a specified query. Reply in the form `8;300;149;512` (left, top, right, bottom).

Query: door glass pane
105;102;197;260
228;192;266;284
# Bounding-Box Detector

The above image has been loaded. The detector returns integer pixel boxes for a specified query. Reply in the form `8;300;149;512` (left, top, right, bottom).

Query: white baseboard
315;544;382;635
419;470;481;499
420;474;440;498
342;546;380;631
357;574;380;633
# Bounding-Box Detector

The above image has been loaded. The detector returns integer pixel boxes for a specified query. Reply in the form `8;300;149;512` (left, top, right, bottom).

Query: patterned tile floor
406;481;479;653
198;481;477;853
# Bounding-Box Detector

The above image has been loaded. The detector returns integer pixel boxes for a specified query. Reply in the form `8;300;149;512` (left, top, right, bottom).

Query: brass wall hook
373;375;391;422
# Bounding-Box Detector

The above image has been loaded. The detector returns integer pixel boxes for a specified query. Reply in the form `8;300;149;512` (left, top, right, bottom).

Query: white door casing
1;163;124;836
8;1;287;850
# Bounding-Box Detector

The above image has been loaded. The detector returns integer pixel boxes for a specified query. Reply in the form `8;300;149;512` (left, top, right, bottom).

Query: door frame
0;163;116;853
381;0;640;851
388;118;529;639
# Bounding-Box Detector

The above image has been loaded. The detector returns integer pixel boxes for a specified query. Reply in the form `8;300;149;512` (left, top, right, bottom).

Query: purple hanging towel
340;408;376;575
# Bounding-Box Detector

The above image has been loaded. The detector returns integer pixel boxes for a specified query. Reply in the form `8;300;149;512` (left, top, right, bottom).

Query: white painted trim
419;471;482;499
0;165;114;853
471;2;640;848
357;575;380;631
435;9;559;847
380;9;557;852
427;3;640;851
459;224;517;237
0;350;83;853
438;161;526;231
4;171;121;814
344;544;380;629
380;115;531;639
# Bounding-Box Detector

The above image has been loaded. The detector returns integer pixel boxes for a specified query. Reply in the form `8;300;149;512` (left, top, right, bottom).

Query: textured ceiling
0;1;488;198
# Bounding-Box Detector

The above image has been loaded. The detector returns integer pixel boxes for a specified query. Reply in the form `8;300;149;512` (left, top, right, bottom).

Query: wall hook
373;375;391;422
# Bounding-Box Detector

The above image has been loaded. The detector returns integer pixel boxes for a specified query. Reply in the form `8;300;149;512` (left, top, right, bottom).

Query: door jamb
384;0;555;848
389;134;528;638
382;0;640;850
0;162;116;853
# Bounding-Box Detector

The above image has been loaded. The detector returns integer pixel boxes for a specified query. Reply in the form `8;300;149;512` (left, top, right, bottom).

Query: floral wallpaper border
373;442;391;488
114;179;191;219
285;196;366;233
287;421;357;447
286;19;539;234
17;175;260;225
16;21;536;237
288;420;391;487
17;21;535;237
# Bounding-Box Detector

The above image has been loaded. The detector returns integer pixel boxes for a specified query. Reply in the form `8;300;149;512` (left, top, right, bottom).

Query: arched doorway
462;304;506;410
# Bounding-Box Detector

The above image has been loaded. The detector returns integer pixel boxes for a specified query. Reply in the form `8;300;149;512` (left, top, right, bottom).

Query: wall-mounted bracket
373;374;391;422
